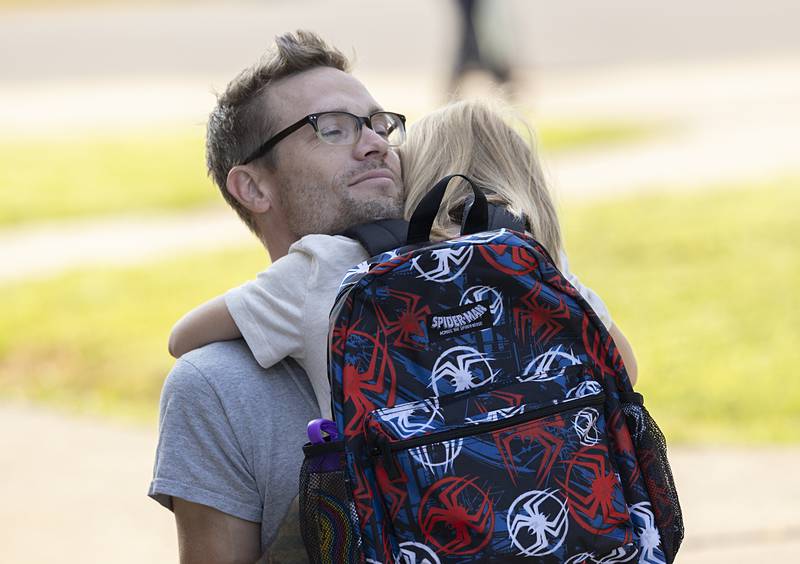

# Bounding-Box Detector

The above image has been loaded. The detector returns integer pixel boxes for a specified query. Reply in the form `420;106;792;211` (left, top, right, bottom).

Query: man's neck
263;230;299;262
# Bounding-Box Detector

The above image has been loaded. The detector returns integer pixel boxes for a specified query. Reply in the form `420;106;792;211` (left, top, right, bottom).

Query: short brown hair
206;30;350;233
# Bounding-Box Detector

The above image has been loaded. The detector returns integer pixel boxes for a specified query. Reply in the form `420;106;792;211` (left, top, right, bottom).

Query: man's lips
348;169;395;186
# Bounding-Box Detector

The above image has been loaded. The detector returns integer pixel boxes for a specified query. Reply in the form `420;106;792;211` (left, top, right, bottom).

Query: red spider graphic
374;289;431;351
560;445;632;537
330;314;361;357
513;283;571;344
342;328;397;437
478;244;539;276
546;272;580;299
493;416;565;487
581;315;617;379
352;465;374;529
418;476;494;555
374;463;408;521
606;409;642;485
639;449;678;527
471;389;525;416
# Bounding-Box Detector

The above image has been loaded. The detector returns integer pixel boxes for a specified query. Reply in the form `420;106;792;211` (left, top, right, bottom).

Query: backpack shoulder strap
340;219;409;256
486;203;530;232
341;205;528;257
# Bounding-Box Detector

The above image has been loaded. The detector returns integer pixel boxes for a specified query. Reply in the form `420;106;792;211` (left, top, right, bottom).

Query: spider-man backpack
299;175;683;563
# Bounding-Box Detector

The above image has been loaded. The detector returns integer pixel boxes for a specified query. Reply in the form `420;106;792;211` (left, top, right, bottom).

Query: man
149;30;404;562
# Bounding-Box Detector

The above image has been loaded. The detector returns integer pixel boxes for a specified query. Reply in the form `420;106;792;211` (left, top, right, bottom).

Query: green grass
562;177;800;444
0;120;654;227
0;245;268;421
537;120;655;153
2;178;795;443
0;129;215;226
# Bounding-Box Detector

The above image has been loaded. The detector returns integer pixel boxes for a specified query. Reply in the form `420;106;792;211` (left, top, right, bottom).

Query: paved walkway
2;402;798;563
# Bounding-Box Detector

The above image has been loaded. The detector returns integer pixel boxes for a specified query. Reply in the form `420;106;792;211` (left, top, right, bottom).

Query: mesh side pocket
621;393;684;563
298;441;361;564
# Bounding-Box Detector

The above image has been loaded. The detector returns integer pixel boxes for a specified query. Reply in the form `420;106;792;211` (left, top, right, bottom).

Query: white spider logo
430;346;496;396
456;230;507;244
395;541;441;564
573;408;602;447
519;345;582;382
507;488;569;556
565;546;640;563
566;380;603;399
466;405;526;425
629;502;662;563
412;246;473;283
461;285;504;324
409;439;463;474
377;399;442;440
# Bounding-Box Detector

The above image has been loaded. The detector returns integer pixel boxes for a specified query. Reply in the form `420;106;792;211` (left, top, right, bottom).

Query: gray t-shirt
148;340;319;557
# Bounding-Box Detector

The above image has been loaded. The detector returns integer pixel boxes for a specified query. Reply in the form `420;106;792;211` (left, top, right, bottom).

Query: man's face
262;67;403;237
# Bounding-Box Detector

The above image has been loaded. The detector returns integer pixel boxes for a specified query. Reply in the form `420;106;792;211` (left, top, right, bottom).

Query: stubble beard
279;171;404;237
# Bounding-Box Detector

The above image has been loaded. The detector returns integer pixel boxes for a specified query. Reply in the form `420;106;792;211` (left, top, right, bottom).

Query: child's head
399;100;562;261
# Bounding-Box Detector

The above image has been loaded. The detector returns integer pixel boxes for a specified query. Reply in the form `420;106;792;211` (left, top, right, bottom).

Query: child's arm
168;296;241;358
608;323;638;386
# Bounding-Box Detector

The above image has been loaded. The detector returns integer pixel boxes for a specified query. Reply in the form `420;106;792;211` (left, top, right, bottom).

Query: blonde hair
399;100;563;263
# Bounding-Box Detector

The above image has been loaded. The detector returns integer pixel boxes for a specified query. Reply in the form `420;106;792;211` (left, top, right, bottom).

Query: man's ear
226;165;275;214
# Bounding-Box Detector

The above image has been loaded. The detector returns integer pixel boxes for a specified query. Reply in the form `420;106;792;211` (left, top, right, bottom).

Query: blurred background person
448;0;517;100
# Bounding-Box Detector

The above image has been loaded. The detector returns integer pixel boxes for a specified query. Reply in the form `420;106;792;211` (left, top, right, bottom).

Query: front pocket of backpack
367;392;638;561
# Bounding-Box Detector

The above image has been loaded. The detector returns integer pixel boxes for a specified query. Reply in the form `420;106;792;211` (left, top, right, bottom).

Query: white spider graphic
377;399;442;440
412;246;474;283
395;541;441;564
628;502;663;563
461;285;504;324
565;546;640;564
566;380;604;399
573;408;602;447
456;230;508;244
409;439;463;474
430;346;496;396
519;345;582;382
507;488;569;557
465;405;526;425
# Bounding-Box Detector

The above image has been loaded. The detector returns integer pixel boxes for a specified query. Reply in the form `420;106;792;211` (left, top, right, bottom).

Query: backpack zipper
371;393;605;479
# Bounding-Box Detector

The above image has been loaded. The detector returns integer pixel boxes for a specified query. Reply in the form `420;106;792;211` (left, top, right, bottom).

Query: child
169;100;637;419
399;100;637;384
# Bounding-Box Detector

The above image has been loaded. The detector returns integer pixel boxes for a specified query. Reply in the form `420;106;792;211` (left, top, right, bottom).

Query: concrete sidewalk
1;402;797;563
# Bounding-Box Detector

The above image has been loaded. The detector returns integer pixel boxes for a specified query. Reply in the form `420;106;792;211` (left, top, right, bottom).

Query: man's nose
352;124;389;160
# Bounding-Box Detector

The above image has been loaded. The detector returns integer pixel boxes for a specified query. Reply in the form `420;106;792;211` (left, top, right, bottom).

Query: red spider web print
581;315;618;380
342;327;397;437
418;476;495;556
493;415;566;487
640;448;677;528
478;244;539;276
546;272;580;299
513;282;571;344
374;289;431;351
607;409;641;485
374;462;408;521
560;445;632;537
352;464;374;529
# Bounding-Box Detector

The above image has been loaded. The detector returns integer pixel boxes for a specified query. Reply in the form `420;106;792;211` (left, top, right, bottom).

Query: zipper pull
374;435;402;481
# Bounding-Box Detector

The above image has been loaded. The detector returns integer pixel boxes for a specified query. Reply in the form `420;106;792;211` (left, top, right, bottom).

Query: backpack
299;175;683;563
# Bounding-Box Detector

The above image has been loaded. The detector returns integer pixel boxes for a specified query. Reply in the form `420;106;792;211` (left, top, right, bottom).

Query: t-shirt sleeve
148;357;263;522
224;252;312;370
559;251;613;329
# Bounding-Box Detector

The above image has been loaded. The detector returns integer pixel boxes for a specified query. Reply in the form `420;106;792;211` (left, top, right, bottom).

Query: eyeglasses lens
315;112;405;147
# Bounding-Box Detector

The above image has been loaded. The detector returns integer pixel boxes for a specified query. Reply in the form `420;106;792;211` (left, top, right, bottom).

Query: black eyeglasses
240;110;406;165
